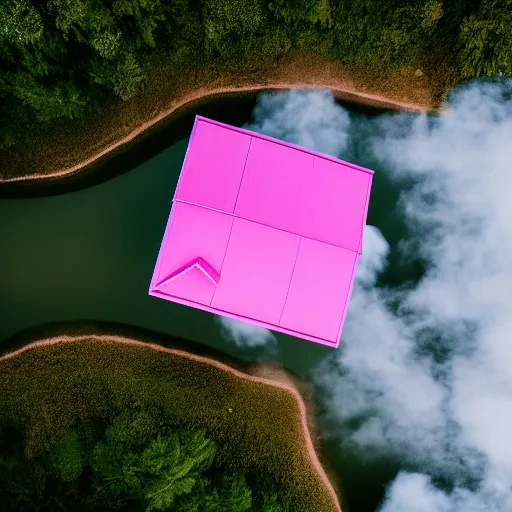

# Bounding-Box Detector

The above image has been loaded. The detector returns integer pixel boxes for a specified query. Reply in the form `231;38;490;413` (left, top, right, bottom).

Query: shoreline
0;81;436;185
0;334;342;512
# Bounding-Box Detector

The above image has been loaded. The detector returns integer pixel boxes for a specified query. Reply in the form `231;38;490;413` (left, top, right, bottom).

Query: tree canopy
0;0;509;154
458;0;512;78
0;409;287;511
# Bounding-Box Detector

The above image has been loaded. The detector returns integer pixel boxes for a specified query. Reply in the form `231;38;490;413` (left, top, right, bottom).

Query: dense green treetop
0;408;287;511
458;0;512;78
0;0;509;152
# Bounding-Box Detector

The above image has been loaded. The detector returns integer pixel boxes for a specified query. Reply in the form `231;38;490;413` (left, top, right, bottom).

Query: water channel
0;91;427;511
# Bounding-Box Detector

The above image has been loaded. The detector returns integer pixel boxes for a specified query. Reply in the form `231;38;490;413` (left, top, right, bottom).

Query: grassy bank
0;50;441;183
0;334;341;511
2;0;509;183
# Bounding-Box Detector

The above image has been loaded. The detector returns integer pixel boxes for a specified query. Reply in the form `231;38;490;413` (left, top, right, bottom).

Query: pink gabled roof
174;115;373;253
150;115;374;347
174;119;251;213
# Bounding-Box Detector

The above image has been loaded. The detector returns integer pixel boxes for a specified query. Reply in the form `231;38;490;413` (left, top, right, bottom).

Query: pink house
149;115;373;347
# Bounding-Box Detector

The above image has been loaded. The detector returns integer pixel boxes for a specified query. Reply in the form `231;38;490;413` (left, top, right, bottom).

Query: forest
0;339;336;511
0;409;287;511
0;0;510;154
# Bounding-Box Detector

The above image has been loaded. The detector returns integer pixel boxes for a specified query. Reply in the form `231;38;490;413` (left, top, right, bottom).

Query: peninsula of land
0;333;343;512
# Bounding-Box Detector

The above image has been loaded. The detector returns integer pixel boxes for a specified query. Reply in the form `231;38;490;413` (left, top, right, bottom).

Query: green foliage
0;425;46;510
0;406;289;511
0;73;7;98
9;72;87;121
327;0;445;67
377;1;444;64
202;0;266;56
0;0;508;165
49;421;99;482
173;472;256;512
0;0;44;46
0;0;173;135
0;342;319;510
112;0;166;48
203;473;252;511
48;0;91;35
92;410;217;510
422;0;444;29
90;28;122;60
268;0;333;29
259;25;292;58
90;52;146;100
260;492;285;511
92;410;151;496
458;0;512;78
141;430;217;511
0;96;28;150
53;429;85;482
0;454;35;508
18;32;68;77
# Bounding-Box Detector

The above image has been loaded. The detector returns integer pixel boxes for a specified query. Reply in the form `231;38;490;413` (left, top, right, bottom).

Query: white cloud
379;471;512;512
369;80;512;495
216;316;277;348
243;88;351;157
355;224;390;287
316;269;450;469
315;226;448;468
247;83;512;510
227;84;512;511
378;473;452;512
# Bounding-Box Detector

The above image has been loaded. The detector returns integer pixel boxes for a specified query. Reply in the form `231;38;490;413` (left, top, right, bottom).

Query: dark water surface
0;93;426;512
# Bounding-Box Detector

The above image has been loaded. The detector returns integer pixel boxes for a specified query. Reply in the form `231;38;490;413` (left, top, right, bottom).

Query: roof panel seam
233;136;253;212
210;215;236;306
173;198;363;255
278;236;302;325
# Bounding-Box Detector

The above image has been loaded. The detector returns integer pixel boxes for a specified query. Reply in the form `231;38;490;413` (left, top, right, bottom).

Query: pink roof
149;115;374;347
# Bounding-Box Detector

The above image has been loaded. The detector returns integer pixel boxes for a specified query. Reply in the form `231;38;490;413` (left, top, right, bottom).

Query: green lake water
0;93;426;511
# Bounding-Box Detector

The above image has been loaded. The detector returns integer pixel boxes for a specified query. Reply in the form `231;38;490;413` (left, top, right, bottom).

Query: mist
243;88;351;157
215;315;277;348
231;83;512;511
